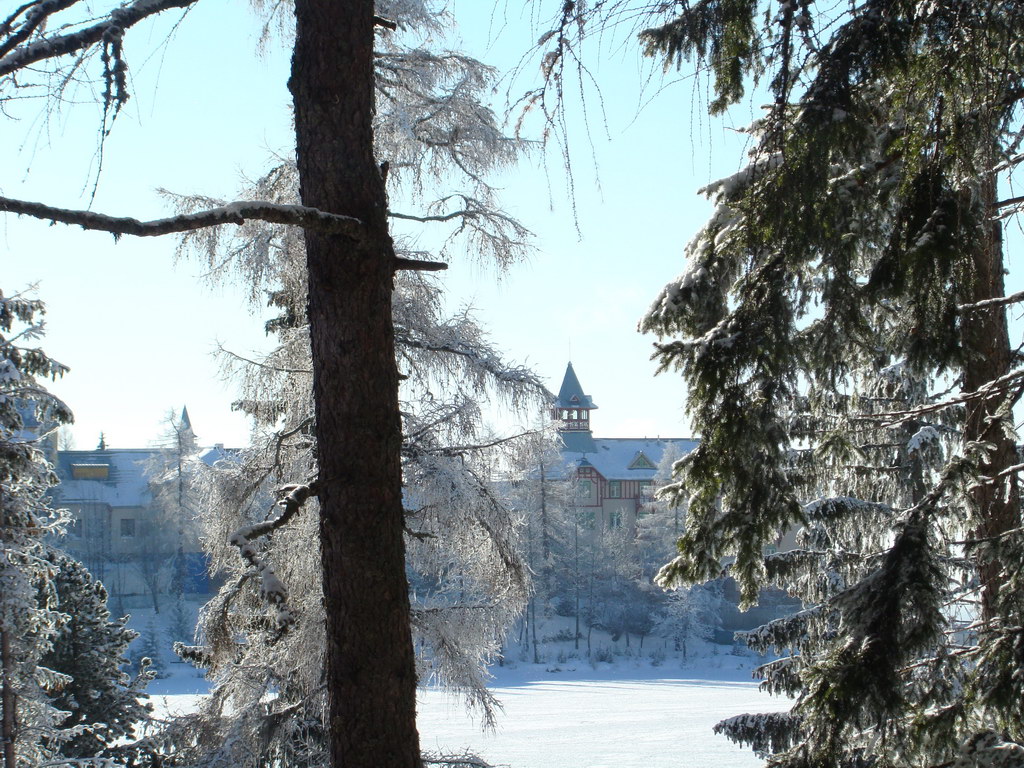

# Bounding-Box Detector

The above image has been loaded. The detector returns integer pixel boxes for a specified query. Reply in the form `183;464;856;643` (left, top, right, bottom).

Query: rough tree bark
289;2;421;768
1;628;14;768
963;174;1021;623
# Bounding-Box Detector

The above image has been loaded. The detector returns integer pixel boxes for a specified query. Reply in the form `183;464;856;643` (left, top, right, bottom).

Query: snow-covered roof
51;448;158;508
554;362;597;410
51;444;241;507
559;436;698;481
198;444;240;467
560;429;598;454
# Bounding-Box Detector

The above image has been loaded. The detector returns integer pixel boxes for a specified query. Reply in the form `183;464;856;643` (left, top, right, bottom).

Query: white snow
141;603;789;768
417;664;787;768
149;662;788;767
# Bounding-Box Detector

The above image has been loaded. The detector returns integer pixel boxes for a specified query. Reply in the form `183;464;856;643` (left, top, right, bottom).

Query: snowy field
417;665;786;768
152;661;788;768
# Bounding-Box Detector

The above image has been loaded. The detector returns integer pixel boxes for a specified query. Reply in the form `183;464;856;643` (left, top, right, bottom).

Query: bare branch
389;208;479;223
217;343;312;375
394;256;448;271
0;0;196;78
0;195;363;239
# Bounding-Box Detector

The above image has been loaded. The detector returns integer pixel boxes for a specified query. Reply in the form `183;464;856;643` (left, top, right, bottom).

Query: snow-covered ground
137;605;790;767
150;662;787;768
417;663;786;768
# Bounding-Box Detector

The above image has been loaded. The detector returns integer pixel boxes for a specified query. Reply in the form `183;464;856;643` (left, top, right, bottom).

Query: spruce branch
850;370;1024;429
956;289;1024;313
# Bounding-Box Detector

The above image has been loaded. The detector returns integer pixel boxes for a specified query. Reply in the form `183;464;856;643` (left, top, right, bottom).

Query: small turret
552;361;597;433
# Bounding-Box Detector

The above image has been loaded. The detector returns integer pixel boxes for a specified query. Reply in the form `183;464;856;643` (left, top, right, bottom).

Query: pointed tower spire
553;362;598;453
552;361;597;431
180;406;193;433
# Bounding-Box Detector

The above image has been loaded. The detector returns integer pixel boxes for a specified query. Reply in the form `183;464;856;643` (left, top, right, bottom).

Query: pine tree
0;287;74;768
552;1;1024;765
40;548;153;760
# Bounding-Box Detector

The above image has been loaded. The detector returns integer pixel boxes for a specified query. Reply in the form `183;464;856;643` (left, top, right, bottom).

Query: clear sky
1;0;753;450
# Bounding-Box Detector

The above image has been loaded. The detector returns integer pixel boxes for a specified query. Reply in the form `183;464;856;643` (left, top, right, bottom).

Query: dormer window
71;463;110;480
628;452;657;470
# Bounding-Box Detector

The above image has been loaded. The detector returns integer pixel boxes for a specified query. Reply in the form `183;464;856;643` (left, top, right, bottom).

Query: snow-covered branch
849;369;1024;429
0;195;364;240
226;482;318;632
956;289;1024;313
0;0;195;78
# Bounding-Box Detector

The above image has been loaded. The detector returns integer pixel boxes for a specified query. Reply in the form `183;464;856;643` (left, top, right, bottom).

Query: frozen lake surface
418;663;786;768
153;660;789;768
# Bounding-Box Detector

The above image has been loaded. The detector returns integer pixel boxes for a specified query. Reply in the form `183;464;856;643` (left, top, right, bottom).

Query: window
578;479;593;498
628;452;657;470
608;480;621;498
120;518;136;538
608;510;623;529
580;410;588;420
71;463;110;480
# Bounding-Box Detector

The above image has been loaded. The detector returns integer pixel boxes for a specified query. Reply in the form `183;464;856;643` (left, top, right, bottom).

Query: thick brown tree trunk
289;2;421;768
961;174;1021;624
1;628;15;768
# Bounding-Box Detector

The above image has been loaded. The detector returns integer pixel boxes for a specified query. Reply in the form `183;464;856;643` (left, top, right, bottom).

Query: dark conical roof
554;362;597;410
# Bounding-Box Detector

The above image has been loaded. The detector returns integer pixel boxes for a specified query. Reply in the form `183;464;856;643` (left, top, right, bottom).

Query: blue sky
2;0;752;449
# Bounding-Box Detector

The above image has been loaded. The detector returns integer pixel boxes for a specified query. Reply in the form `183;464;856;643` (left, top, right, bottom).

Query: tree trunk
961;173;1021;623
530;596;540;664
1;629;15;768
539;461;551;597
289;2;420;767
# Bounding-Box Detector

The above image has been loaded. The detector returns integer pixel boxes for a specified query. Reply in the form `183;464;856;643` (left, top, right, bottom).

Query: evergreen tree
0;287;74;768
532;1;1024;765
522;0;1024;762
40;548;153;760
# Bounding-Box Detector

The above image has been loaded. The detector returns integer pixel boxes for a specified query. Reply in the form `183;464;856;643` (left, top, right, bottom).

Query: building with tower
552;361;799;636
48;409;234;605
553;361;697;530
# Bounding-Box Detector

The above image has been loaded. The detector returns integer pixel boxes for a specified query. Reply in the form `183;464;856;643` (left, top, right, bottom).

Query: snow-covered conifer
558;1;1024;764
0;286;75;767
40;548;153;760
